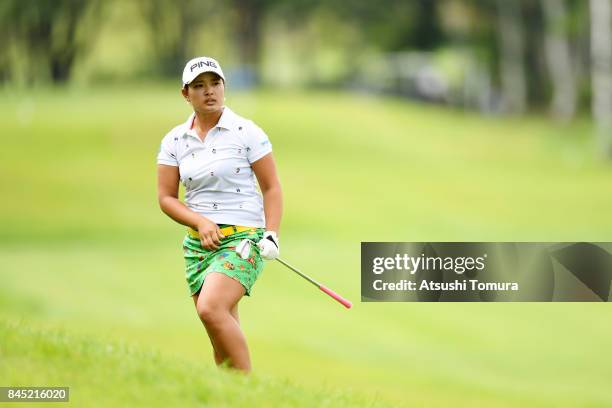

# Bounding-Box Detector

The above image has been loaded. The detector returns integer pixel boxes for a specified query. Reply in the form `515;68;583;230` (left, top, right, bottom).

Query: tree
229;0;319;85
138;0;219;78
542;0;577;121
590;0;612;158
522;0;549;107
496;0;527;113
321;0;444;51
1;0;101;84
232;0;265;83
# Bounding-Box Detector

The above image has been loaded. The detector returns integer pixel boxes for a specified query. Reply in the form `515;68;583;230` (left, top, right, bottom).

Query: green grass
0;319;387;408
1;85;612;407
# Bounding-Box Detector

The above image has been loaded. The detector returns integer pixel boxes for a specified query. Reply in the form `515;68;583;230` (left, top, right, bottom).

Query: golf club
236;238;352;309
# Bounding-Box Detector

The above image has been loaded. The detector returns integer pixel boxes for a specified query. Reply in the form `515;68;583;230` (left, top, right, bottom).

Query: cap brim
183;70;225;86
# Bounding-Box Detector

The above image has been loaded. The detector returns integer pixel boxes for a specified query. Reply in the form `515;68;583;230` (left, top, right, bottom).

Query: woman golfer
157;56;282;372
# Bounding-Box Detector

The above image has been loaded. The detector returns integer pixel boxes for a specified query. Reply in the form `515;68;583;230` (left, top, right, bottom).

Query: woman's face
183;72;225;114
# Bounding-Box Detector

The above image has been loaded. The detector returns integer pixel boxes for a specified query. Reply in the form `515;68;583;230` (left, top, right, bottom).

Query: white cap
182;56;225;86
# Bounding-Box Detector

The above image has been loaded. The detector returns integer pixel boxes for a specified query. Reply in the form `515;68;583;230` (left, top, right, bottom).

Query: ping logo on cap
191;60;218;72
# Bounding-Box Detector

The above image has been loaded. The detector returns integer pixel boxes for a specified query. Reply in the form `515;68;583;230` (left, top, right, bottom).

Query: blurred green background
2;1;612;407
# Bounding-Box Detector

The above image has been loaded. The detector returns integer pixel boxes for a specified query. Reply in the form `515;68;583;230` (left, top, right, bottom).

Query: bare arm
157;164;224;249
251;153;283;235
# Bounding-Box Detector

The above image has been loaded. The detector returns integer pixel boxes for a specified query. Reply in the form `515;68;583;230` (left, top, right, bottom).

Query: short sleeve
157;132;179;166
245;122;272;163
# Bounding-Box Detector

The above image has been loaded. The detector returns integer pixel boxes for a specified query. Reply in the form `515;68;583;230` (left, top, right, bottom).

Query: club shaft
274;256;352;309
275;257;321;288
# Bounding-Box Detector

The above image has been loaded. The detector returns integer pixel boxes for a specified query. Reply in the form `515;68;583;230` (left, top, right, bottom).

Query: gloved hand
257;231;279;260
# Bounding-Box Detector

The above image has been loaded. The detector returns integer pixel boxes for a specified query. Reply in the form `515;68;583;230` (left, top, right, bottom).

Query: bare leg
192;272;250;372
192;294;240;365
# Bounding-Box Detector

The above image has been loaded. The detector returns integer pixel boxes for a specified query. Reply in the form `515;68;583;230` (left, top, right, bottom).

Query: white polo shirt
157;106;272;227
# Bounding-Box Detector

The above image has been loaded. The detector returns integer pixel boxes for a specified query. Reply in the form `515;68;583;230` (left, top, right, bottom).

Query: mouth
205;99;217;105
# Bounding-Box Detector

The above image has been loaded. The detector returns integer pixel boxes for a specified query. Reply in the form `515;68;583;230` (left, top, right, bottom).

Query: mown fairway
1;85;611;407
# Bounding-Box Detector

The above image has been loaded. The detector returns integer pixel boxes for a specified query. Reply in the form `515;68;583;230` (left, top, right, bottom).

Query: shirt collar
183;106;238;137
216;107;238;130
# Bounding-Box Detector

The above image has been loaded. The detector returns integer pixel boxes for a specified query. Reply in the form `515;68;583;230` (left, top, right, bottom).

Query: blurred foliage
0;0;593;91
0;0;102;85
136;0;218;78
1;0;611;150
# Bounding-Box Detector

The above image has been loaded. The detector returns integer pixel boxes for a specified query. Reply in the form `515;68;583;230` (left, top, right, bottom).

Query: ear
181;86;189;101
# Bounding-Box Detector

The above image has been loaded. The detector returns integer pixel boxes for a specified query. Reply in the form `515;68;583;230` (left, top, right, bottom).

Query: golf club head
235;239;253;259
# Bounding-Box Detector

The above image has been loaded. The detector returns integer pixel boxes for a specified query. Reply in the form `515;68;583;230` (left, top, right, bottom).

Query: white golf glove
257;231;279;260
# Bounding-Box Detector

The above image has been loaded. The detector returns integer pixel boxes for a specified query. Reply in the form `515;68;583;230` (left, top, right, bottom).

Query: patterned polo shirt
157;106;272;227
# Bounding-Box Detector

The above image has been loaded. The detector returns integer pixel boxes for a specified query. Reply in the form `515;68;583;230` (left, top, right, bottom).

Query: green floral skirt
183;227;265;296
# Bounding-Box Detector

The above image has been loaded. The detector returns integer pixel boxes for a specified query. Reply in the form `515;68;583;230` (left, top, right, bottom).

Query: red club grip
319;285;352;309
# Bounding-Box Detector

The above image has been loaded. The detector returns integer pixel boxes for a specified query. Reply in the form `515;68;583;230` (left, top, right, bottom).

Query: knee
197;302;226;326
